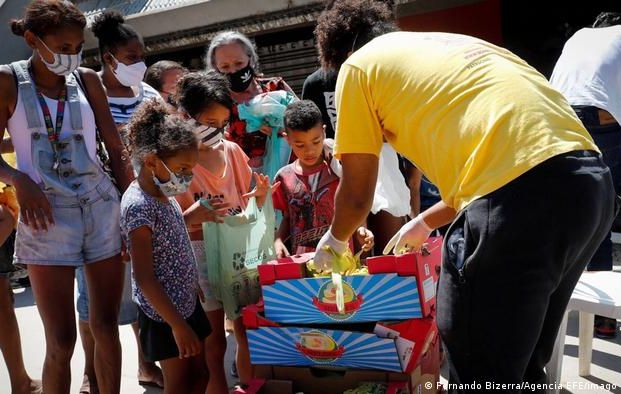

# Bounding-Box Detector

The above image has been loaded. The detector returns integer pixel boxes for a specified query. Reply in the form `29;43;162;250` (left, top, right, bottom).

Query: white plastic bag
371;143;411;217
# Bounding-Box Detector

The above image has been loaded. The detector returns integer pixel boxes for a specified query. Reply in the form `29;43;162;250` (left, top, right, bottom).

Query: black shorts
0;231;16;278
138;298;211;362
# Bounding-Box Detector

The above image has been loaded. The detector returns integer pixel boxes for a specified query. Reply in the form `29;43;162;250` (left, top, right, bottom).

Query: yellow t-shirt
334;32;598;211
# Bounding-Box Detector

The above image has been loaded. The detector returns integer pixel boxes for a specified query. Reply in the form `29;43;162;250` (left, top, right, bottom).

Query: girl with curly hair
121;98;209;394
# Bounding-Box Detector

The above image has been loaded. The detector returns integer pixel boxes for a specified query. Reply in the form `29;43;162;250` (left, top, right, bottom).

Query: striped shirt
107;82;161;125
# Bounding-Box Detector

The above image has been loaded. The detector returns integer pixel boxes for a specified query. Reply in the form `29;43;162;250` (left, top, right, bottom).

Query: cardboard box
246;367;412;394
366;237;442;318
246;340;441;394
259;238;442;324
393;331;441;394
244;304;438;373
233;379;293;394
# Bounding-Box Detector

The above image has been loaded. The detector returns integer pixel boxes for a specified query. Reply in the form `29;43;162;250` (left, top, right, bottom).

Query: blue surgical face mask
153;161;193;197
37;37;82;76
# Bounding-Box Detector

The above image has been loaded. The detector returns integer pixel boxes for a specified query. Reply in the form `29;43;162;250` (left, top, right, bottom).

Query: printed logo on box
296;330;345;363
312;281;364;321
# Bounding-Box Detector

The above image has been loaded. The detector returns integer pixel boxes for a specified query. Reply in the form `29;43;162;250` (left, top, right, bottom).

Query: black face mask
226;63;255;92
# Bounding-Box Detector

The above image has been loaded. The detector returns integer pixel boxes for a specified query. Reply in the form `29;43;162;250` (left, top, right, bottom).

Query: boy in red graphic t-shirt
273;100;374;257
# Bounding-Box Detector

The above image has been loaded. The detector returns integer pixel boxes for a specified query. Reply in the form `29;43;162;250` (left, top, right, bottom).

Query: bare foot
80;374;99;394
138;363;164;388
29;379;42;394
14;378;42;394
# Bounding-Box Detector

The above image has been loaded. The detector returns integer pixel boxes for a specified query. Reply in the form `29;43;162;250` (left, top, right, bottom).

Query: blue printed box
262;273;425;324
258;239;442;324
248;326;404;372
244;309;438;373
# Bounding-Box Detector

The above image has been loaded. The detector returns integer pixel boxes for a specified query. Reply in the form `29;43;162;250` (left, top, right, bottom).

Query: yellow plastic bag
306;247;368;313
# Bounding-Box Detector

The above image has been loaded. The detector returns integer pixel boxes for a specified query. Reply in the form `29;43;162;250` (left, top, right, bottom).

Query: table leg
578;311;594;377
547;310;568;393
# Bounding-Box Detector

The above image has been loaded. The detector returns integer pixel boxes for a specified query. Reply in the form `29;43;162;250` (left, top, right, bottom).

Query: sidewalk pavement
1;271;619;394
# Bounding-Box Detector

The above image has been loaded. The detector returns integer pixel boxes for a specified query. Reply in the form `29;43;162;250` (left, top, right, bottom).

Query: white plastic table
546;271;621;393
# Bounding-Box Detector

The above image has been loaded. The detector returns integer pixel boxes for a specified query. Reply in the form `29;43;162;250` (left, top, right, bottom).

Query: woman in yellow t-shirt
312;0;616;389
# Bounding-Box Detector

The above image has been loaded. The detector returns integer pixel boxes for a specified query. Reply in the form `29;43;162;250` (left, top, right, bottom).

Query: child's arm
242;173;281;208
355;226;375;253
183;199;229;227
408;167;423;218
275;213;291;258
129;226;202;359
80;68;134;192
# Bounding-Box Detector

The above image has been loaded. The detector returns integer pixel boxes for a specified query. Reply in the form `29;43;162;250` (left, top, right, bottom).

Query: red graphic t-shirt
273;161;341;254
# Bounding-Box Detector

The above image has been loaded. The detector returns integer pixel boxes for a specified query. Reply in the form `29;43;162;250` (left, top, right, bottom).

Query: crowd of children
1;0;619;394
0;2;392;393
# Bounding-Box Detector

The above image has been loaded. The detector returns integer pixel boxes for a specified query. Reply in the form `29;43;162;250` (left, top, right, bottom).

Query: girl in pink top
175;71;273;393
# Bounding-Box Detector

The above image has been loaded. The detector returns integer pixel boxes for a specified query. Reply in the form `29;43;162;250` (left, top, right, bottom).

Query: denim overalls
10;60;121;266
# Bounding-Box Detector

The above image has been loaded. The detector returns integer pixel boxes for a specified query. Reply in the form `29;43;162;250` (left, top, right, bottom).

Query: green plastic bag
203;195;276;319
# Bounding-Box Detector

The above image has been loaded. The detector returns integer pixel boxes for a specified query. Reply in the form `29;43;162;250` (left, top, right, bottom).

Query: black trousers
437;150;617;393
573;106;621;271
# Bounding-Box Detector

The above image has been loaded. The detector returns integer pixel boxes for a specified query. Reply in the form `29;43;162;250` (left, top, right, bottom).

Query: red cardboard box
245;330;441;394
257;253;314;286
367;237;442;318
258;238;442;324
245;367;416;394
244;303;438;373
374;316;439;373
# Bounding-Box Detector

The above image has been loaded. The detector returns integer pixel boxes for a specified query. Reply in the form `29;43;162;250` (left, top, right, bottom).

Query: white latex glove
313;228;348;272
383;215;433;255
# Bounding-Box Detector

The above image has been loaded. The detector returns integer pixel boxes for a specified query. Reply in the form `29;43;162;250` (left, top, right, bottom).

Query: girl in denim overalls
0;1;132;393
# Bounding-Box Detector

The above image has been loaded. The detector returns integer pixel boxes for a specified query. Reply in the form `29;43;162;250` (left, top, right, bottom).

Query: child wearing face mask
71;10;165;391
174;71;275;393
92;11;160;126
121;98;210;394
145;60;188;108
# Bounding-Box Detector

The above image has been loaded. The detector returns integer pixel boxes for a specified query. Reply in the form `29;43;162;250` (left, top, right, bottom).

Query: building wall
398;0;502;45
0;0;32;64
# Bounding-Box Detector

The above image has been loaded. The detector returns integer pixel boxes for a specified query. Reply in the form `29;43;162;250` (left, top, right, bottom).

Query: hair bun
91;10;125;39
10;19;27;37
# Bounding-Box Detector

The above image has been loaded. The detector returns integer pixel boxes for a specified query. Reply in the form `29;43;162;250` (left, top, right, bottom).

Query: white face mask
37;37;82;76
153;161;193;197
195;125;225;147
111;55;147;87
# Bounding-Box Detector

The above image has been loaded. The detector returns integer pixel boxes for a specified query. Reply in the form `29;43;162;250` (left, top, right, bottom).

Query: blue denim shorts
14;179;122;266
76;261;137;325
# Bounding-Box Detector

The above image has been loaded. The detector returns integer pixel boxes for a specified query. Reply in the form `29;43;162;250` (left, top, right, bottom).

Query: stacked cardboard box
243;237;443;394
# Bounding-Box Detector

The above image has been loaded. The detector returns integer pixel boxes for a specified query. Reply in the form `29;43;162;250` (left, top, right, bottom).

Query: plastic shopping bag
203;195;276;319
371;143;411;217
237;91;297;180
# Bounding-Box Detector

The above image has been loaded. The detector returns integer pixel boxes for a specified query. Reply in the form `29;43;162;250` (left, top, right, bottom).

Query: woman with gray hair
206;31;294;172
